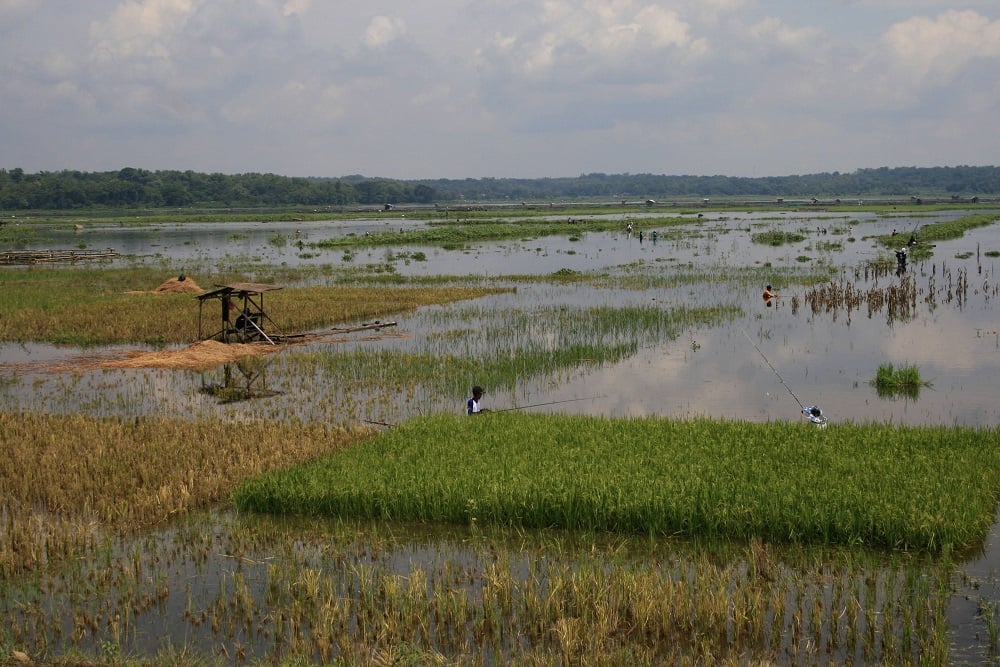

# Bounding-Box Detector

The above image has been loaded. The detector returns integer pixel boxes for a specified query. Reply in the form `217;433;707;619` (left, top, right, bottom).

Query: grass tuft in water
872;363;931;399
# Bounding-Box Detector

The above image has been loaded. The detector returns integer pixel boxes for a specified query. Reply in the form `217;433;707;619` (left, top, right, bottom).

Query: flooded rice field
3;207;1000;663
4;207;999;428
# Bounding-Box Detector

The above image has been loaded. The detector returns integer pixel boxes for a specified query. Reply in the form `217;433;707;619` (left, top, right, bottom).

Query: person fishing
743;329;831;426
802;405;828;427
762;285;779;307
895;247;908;273
467;386;488;415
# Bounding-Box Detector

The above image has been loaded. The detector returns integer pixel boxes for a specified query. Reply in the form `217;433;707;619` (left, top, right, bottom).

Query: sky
1;0;999;180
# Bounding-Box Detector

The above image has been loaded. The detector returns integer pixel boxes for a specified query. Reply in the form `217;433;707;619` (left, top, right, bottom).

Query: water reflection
198;359;279;404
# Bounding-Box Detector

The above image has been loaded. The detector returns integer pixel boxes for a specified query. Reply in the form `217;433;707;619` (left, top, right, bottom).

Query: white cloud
748;16;823;50
883;10;1000;83
363;15;407;49
281;0;308;16
89;0;195;61
1;0;998;178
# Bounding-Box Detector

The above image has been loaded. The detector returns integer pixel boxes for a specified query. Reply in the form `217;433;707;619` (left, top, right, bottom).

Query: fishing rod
741;329;805;410
490;395;605;413
362;395;604;426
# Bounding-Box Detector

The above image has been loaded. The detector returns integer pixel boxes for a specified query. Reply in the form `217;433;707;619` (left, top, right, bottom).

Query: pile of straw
153;276;203;294
102;340;275;370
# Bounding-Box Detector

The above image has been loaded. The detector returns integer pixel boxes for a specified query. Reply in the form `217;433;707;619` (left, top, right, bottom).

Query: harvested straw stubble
102;339;278;370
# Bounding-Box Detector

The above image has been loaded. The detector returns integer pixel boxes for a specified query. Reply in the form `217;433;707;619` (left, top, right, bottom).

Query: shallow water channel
3;208;1000;662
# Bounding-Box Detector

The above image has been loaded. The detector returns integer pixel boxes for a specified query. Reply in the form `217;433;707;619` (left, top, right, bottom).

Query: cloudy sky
2;0;998;179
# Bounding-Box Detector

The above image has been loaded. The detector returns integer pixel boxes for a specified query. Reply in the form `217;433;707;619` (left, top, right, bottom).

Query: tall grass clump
872;363;931;399
235;413;1000;553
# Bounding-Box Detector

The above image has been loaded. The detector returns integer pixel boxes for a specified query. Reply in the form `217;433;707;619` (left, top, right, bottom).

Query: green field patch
235;414;1000;553
876;213;1000;255
751;230;807;246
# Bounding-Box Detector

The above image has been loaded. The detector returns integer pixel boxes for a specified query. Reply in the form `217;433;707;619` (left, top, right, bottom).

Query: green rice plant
872;363;931;399
290;302;741;414
877;213;1000;252
751;230;807;246
235;413;1000;553
979;597;1000;655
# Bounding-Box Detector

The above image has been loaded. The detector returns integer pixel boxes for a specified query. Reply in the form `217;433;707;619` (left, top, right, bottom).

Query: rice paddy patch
235;413;1000;553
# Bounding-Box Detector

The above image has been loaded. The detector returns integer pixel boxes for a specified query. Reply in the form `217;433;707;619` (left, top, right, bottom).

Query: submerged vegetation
751;229;807;246
310;215;693;249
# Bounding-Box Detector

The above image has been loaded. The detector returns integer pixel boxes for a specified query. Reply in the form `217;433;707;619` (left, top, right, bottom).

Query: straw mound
102;339;274;370
153;276;203;294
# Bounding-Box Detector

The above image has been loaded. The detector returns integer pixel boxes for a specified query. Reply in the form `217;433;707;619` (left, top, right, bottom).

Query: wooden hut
196;283;284;344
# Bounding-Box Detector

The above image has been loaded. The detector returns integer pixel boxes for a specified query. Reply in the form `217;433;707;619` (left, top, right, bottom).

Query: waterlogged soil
3;207;1000;663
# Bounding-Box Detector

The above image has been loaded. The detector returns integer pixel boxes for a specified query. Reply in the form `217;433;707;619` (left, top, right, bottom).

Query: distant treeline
0;165;997;210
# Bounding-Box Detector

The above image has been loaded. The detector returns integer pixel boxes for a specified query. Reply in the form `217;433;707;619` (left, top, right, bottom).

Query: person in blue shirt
467;386;487;415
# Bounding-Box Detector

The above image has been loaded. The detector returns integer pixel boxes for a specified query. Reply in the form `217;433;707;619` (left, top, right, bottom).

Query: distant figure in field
467;386;488;415
762;285;778;306
895;247;908;271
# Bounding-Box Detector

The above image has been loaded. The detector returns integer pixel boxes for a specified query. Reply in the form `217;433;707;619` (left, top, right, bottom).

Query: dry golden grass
102;339;278;369
0;266;506;345
0;412;375;576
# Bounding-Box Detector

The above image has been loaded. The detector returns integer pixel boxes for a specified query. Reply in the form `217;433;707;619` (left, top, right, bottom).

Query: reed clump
235;413;1000;553
804;277;917;324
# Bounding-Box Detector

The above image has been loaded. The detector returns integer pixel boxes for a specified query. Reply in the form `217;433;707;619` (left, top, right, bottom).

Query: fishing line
363;395;604;426
741;328;805;410
492;395;606;413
